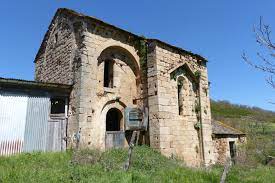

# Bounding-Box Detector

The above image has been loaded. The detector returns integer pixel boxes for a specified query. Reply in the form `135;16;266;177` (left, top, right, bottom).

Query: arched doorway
106;108;122;131
105;108;125;149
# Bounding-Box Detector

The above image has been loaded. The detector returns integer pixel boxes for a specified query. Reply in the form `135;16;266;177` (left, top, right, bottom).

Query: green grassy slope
1;101;274;182
0;146;274;183
211;100;275;134
211;100;275;159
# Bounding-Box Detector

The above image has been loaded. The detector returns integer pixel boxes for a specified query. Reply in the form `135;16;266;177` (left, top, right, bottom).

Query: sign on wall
124;107;148;131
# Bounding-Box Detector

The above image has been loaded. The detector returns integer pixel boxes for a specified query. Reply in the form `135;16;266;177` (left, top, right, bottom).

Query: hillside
0;146;274;182
211;100;275;134
211;100;275;159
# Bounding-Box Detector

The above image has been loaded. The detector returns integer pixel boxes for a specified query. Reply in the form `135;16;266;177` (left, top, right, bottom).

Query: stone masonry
35;8;215;167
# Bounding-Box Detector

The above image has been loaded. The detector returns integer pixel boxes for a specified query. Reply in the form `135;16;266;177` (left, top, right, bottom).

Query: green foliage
211;100;254;119
136;38;147;76
211;100;275;165
194;70;201;79
0;146;274;182
226;166;275;183
194;122;202;129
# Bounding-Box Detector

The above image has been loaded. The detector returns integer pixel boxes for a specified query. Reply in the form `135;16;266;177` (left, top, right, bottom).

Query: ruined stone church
34;8;214;167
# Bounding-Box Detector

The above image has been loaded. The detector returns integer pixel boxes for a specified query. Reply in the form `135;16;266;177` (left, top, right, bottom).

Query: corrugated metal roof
212;120;245;135
0;77;72;95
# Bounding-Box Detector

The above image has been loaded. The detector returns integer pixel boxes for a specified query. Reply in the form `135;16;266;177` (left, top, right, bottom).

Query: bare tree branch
254;17;275;50
242;17;275;89
266;76;275;89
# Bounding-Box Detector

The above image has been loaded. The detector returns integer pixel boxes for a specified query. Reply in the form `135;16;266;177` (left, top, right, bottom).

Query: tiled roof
212;120;245;135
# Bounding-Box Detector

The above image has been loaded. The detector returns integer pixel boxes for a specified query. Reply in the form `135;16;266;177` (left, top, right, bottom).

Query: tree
242;17;275;89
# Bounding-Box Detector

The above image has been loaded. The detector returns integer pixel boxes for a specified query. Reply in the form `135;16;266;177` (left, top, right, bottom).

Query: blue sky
0;1;274;111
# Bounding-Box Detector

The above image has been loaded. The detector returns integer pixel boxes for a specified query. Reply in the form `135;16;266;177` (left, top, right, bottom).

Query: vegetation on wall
194;70;201;80
135;37;148;76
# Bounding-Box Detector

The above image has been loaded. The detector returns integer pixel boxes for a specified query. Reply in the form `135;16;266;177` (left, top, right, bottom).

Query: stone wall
34;9;215;166
34;11;144;149
213;135;246;164
147;40;214;167
35;15;76;85
63;16;144;149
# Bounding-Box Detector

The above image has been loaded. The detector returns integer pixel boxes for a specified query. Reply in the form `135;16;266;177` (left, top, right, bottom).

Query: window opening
50;98;65;114
104;60;114;88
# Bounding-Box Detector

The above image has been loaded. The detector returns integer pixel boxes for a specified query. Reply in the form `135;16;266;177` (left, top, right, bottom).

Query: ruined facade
35;8;214;167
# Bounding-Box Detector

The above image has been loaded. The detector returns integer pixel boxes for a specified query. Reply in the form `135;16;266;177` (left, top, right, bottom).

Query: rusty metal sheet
0;93;28;156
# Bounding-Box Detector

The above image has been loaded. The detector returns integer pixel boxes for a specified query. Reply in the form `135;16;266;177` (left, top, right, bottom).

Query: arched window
104;60;114;88
177;76;189;116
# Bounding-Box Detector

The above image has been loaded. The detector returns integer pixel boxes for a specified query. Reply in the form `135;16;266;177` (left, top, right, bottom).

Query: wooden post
220;158;232;183
123;131;137;171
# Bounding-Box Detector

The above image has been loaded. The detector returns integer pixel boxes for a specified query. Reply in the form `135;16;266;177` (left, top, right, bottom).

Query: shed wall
0;91;67;156
0;93;28;155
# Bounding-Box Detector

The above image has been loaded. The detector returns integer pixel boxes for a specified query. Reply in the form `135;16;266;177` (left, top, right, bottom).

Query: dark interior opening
104;60;114;88
51;98;65;114
229;141;236;163
106;108;122;131
177;83;183;115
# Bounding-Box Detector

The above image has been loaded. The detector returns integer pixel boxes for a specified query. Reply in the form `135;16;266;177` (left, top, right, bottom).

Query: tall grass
0;146;274;182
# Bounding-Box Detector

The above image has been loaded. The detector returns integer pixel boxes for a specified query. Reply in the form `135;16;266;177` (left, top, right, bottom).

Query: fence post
124;131;138;171
220;158;232;183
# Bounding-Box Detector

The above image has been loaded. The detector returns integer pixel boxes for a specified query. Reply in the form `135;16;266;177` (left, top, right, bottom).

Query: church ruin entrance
105;108;125;149
106;108;122;131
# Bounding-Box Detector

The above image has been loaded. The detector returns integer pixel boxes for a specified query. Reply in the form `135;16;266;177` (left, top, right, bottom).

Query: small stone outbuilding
212;120;246;164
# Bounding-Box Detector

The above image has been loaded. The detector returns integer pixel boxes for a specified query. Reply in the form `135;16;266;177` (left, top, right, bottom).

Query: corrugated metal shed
0;77;71;156
23;96;50;152
0;93;28;155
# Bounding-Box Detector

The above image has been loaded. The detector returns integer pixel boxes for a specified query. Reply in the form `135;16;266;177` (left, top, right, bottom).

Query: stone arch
97;46;140;77
99;100;126;149
96;40;140;74
170;63;197;82
106;108;123;131
96;43;140;101
100;100;126;129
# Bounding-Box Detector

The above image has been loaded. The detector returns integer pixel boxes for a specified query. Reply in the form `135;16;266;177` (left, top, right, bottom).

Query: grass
0;146;274;183
1;100;274;182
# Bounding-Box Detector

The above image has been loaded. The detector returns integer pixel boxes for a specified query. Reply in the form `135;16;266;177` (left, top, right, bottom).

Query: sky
0;0;274;111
